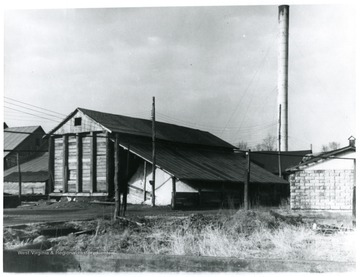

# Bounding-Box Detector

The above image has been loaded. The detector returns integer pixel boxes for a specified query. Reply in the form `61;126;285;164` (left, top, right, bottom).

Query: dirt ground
3;200;233;226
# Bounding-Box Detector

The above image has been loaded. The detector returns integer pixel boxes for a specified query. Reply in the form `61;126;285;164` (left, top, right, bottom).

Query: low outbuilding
4;125;45;169
3;152;49;196
286;137;356;211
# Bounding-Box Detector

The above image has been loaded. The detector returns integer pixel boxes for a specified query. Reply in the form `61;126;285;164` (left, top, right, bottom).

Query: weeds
4;210;355;263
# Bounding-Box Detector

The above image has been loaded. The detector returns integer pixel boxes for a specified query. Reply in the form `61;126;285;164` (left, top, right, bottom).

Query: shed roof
3;152;49;182
47;108;235;149
250;150;312;175
117;136;288;184
4;126;45;158
286;145;356;172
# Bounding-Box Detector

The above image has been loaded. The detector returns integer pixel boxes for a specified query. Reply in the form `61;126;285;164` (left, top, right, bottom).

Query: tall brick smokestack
278;5;289;151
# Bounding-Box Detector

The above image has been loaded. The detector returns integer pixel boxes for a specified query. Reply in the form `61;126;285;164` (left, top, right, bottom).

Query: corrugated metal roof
48;108;235;149
250;150;312;175
4;126;44;158
3;153;49;182
117;137;288;184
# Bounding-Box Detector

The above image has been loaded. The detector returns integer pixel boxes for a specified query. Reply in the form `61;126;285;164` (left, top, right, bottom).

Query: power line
4;96;67;116
4;101;65;120
220;44;273;136
233;49;274;138
4;106;62;123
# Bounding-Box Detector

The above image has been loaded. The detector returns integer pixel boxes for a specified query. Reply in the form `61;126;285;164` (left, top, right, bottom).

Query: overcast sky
3;3;356;151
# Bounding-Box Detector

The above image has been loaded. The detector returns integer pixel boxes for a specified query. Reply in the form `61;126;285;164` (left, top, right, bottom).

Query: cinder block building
286;137;356;211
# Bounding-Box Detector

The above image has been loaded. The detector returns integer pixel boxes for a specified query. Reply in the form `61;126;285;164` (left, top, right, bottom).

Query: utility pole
278;104;282;178
17;152;22;203
244;149;251;210
143;161;147;202
151;96;156;207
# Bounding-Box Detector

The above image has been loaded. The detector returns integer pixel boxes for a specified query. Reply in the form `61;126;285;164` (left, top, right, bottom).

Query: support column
198;189;202;207
121;146;130;217
76;133;83;192
17;152;22;201
171;177;176;209
221;183;225;208
48;136;54;195
244;150;251;210
106;132;114;198
90;132;97;193
62;135;69;192
114;134;121;220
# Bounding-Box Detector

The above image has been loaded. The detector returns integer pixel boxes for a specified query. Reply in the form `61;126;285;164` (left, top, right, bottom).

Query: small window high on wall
74;117;82;126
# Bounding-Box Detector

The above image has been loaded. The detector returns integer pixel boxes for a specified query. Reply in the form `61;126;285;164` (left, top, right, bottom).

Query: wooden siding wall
68;136;77;192
82;136;91;192
53;110;103;135
54;138;63;192
97;135;107;192
52;132;108;193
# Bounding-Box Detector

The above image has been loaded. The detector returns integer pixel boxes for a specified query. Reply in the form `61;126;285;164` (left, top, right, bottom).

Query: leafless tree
251;134;277;151
321;141;340;152
254;143;263;151
261;134;276;151
237;141;249;150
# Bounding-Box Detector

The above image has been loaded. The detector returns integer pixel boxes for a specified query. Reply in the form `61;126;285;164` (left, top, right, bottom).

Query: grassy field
5;209;354;263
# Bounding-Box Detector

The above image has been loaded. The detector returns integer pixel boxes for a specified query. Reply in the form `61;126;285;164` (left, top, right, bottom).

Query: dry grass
5;210;355;263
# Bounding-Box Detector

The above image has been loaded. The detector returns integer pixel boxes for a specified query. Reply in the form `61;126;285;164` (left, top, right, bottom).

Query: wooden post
62;135;69;193
17;152;22;202
76;133;83;192
151;96;156;207
106;132;115;198
198;189;202;207
48;136;54;196
122;146;130;217
114;134;121;220
143;161;147;201
171;177;176;209
90;132;97;193
221;183;225;208
244;149;251;210
273;184;277;206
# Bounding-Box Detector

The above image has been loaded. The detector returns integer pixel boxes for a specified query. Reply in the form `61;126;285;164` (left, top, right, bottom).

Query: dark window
35;138;41;146
74;117;82;126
